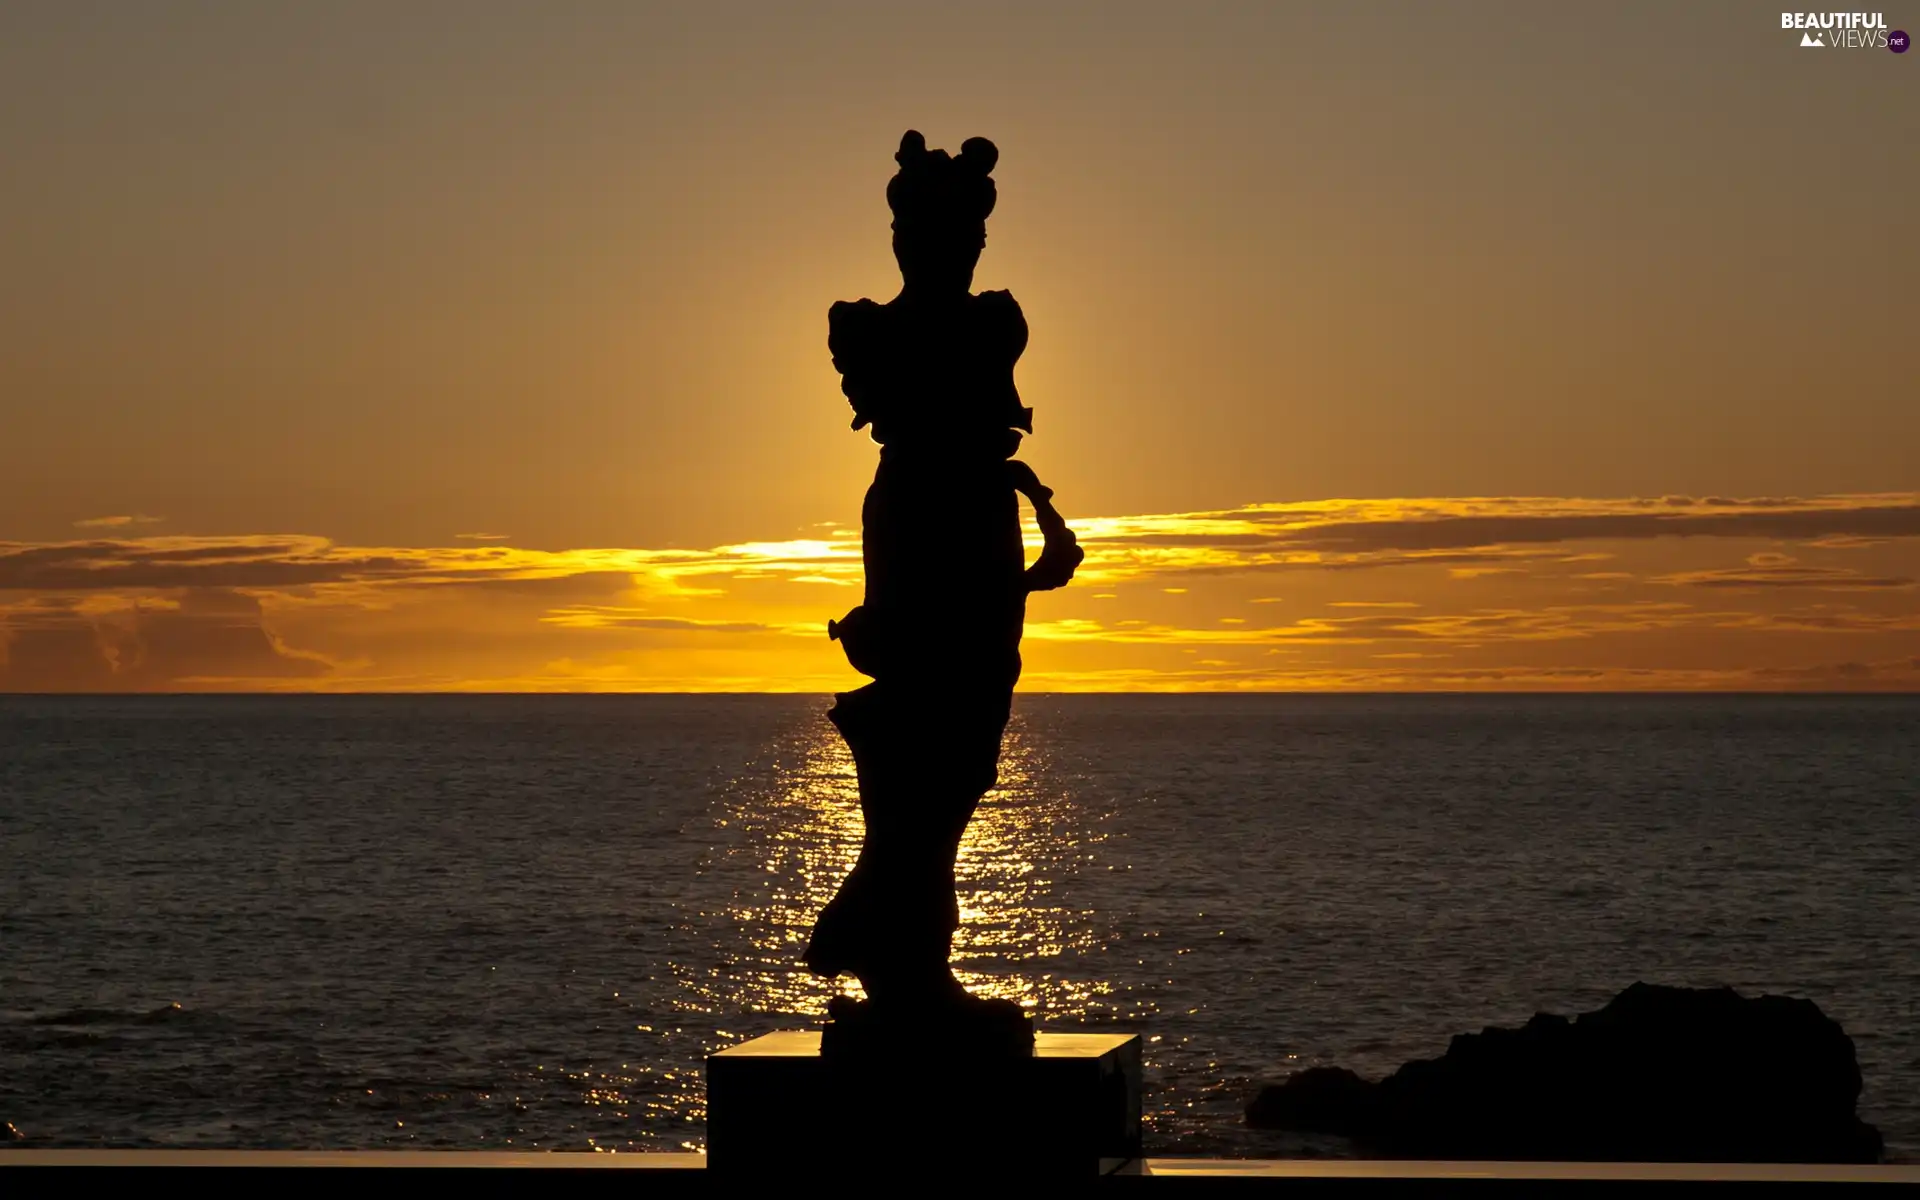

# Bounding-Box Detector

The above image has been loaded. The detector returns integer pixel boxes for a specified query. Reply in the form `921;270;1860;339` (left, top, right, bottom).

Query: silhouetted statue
804;131;1082;1053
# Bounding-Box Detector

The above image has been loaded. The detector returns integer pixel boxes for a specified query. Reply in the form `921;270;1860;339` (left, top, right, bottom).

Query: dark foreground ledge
3;1152;1916;1190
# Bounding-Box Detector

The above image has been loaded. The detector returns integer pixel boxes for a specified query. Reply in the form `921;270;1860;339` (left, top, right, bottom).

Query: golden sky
1;3;1914;691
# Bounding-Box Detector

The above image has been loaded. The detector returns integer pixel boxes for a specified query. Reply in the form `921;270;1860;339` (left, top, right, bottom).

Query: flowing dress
802;288;1033;980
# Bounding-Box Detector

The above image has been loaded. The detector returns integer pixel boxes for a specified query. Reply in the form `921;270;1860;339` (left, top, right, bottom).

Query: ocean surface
1;694;1916;1159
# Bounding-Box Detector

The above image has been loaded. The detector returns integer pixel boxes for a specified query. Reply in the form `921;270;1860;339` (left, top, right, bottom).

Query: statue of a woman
805;131;1081;1051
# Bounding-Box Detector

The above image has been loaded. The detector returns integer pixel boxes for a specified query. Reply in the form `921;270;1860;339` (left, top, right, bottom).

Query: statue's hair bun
887;130;998;228
957;137;998;175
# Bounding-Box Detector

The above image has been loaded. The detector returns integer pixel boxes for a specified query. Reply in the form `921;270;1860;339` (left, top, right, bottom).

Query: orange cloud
71;514;164;529
3;493;1917;692
1653;565;1914;590
0;589;329;692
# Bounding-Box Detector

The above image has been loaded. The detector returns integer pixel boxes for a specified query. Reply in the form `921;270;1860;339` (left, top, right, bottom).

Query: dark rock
1246;982;1883;1163
1245;1066;1375;1135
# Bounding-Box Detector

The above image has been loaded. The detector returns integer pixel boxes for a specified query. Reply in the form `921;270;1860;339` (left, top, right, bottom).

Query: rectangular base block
707;1030;1142;1175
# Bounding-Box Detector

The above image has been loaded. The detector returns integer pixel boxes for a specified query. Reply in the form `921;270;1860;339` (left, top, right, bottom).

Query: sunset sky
2;1;1915;691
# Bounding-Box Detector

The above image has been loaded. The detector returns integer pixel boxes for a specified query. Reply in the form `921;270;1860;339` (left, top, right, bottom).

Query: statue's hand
828;605;885;678
1025;498;1083;593
1005;458;1051;504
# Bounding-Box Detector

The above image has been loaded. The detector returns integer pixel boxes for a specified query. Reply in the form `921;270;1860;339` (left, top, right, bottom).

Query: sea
1;694;1915;1159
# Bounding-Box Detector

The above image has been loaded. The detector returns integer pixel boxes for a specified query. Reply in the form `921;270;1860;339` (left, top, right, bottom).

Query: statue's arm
1009;459;1082;593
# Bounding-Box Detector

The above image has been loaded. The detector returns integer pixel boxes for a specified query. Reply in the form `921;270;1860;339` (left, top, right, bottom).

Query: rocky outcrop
1247;983;1883;1163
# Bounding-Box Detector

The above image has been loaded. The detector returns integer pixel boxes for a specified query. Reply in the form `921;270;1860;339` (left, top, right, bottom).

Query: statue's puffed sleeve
828;299;881;431
977;290;1033;434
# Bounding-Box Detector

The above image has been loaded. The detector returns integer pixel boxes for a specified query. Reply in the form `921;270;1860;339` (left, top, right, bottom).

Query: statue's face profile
892;221;985;297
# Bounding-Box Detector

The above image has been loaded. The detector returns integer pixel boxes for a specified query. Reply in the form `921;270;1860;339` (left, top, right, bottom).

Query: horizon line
3;689;1915;699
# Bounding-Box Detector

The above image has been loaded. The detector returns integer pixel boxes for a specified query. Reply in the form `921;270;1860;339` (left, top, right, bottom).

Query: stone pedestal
706;1030;1142;1175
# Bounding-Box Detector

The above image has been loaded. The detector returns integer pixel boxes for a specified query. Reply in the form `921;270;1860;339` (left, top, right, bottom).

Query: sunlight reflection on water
682;713;1127;1021
642;709;1159;1145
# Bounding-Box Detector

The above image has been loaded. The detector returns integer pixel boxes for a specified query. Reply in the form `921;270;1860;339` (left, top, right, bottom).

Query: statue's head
887;130;997;295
